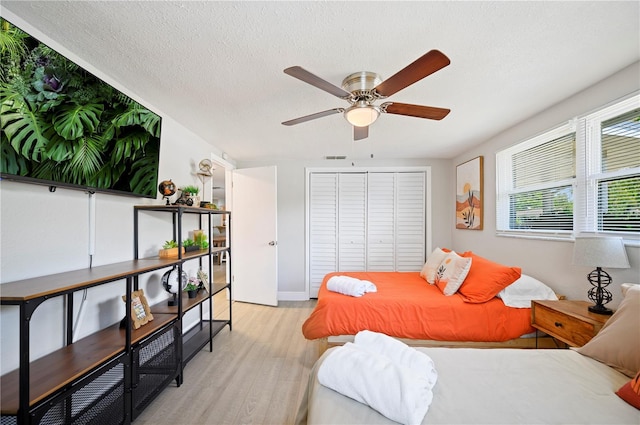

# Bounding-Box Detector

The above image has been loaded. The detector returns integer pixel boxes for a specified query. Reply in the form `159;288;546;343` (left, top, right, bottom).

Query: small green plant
194;232;209;249
185;282;199;291
162;240;178;249
182;238;195;247
182;185;199;195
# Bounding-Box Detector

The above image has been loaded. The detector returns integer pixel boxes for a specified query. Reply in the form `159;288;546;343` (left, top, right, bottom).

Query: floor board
135;284;319;425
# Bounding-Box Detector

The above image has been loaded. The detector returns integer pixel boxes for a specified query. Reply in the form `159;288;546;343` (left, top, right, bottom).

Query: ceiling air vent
324;155;347;160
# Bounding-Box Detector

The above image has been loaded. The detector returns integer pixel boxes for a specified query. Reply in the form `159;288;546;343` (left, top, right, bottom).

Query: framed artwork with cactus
456;156;483;230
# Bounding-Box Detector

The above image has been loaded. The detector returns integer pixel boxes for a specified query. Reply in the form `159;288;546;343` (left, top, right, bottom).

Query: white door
308;173;338;298
338;173;367;270
231;166;278;306
368;172;396;270
396;172;426;271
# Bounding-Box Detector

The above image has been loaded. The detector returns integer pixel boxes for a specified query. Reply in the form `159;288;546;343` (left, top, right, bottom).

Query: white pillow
497;274;558;308
420;247;449;284
434;251;472;296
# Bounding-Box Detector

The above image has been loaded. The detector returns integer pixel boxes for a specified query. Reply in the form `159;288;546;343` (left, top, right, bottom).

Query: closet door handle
269;241;277;246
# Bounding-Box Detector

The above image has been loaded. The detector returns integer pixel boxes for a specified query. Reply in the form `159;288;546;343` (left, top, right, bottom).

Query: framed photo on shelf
121;289;154;329
456;156;483;230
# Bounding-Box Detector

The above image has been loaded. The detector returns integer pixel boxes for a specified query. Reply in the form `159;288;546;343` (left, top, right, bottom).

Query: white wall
452;61;640;307
0;116;226;374
236;158;453;299
0;11;230;374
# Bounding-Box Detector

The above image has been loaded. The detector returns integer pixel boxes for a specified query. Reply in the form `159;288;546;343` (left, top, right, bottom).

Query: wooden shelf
0;314;176;415
134;205;229;214
0;259;180;302
183;320;229;365
152;291;208;314
143;248;228;263
212;281;230;296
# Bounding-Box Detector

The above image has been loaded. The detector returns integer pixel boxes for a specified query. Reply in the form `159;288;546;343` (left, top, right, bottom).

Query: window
497;93;640;241
497;122;576;236
579;98;640;235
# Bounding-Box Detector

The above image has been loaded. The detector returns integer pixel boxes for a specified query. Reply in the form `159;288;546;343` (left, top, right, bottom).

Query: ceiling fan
281;49;451;141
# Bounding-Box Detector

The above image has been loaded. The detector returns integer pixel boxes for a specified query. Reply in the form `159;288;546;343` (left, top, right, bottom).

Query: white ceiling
3;1;639;162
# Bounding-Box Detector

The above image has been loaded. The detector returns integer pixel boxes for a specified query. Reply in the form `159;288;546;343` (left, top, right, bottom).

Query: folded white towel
318;343;432;425
326;275;377;297
354;330;438;389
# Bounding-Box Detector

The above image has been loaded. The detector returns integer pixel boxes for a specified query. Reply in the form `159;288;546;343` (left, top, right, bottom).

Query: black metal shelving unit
0;259;181;425
133;205;232;380
0;205;231;425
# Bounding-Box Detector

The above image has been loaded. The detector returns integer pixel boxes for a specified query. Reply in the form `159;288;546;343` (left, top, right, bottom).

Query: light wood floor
135;289;320;425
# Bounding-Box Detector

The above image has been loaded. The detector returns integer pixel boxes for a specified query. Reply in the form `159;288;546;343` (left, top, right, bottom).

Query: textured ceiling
2;1;639;162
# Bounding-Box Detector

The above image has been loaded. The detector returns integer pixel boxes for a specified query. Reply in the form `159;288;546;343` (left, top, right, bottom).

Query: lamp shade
572;237;630;269
344;104;380;127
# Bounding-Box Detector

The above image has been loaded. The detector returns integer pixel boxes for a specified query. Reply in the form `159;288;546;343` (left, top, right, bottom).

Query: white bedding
297;347;639;425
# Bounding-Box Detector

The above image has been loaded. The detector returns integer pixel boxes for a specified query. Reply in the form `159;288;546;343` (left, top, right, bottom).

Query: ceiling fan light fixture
344;104;380;127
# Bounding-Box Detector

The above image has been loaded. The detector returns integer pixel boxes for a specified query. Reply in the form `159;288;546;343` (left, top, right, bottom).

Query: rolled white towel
318;342;433;425
354;330;438;389
327;275;377;297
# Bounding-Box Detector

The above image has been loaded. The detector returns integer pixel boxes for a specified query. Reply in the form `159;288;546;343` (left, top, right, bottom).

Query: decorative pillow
419;247;449;284
434;251;472;296
616;371;640;410
457;252;521;303
497;274;558;308
575;285;640;378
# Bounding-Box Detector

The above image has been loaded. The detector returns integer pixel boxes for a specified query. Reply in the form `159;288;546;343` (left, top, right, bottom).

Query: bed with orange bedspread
302;271;535;343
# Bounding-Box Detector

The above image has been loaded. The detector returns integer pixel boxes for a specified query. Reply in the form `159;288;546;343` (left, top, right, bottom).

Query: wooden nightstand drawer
531;300;610;347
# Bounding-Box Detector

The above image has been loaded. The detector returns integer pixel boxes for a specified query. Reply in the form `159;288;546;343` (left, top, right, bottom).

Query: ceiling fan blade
284;66;352;99
353;125;369;141
282;108;343;126
382;102;450;120
374;50;450;98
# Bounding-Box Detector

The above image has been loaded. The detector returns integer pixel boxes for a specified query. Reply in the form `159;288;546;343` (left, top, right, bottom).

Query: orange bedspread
302;271;535;341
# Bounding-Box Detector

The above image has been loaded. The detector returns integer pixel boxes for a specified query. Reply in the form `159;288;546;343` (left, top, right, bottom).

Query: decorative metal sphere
158;179;176;197
161;268;187;294
587;269;612;286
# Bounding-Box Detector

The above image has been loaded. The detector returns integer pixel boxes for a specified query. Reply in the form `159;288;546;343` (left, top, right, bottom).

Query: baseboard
278;291;309;301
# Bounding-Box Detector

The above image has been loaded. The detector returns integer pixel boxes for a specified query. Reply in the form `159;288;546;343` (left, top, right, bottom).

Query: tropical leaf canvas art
0;18;162;198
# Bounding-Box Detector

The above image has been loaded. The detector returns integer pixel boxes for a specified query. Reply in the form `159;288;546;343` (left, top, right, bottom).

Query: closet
308;169;429;297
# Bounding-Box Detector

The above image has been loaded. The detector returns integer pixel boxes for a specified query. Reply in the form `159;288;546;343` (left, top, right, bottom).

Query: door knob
269;241;277;246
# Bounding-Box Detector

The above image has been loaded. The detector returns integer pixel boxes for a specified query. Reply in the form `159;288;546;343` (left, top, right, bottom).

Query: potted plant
194;232;209;250
185;279;199;298
159;240;185;258
181;185;200;207
182;238;199;252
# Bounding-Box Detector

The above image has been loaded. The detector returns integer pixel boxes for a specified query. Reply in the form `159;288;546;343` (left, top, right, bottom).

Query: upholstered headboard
621;283;639;297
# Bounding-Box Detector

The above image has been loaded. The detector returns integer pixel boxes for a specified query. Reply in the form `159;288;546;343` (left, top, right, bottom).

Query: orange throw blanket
302;272;534;341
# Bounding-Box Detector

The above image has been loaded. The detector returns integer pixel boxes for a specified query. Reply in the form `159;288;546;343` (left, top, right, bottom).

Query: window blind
497;127;575;234
497;93;639;241
590;107;640;233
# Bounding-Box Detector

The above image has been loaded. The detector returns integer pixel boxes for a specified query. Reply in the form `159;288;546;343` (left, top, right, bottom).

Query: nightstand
531;300;611;348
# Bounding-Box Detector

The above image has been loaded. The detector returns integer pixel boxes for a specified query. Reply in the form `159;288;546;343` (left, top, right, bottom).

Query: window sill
496;231;640;247
496;232;573;242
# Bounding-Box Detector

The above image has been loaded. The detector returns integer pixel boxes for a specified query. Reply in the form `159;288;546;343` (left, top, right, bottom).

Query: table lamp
572;236;630;315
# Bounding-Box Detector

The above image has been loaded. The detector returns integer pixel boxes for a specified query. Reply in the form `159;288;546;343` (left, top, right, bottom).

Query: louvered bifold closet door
309;173;338;296
367;173;396;270
338;173;367;271
396;172;426;271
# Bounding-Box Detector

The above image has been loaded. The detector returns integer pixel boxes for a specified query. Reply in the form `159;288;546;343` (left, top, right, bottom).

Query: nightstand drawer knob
554;322;563;327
